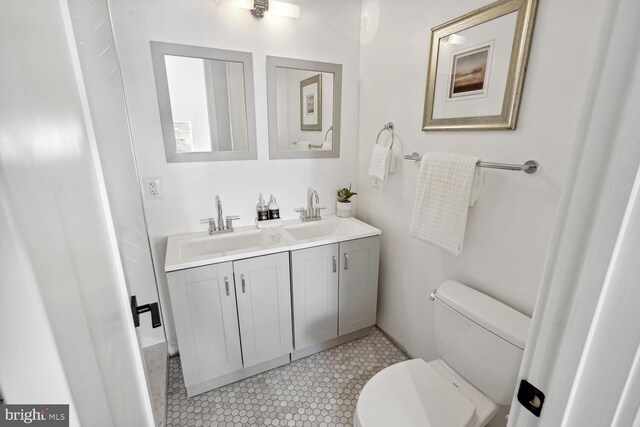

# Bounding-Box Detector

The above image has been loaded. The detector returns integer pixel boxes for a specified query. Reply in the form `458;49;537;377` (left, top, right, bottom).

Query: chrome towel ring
376;122;394;149
324;126;333;142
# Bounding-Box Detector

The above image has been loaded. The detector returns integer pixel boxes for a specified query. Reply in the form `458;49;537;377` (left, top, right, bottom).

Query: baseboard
291;327;371;361
186;354;291;397
375;324;413;359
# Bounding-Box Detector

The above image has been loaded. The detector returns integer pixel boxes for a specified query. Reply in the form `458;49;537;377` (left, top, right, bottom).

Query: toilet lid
355;359;476;427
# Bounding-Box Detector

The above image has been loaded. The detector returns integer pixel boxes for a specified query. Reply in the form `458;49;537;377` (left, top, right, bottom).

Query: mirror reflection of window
173;121;194;153
275;68;334;152
164;55;248;153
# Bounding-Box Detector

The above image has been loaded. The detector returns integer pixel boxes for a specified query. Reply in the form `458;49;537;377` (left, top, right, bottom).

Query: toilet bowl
355;280;530;427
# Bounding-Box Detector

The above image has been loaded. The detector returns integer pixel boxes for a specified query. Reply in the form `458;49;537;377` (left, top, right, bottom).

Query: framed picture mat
300;74;322;131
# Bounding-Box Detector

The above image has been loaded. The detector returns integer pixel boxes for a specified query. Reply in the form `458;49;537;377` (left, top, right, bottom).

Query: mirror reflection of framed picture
300;74;322;131
423;0;538;130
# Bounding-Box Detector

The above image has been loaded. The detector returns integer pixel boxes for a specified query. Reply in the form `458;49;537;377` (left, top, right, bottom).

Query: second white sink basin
278;216;380;249
281;216;365;240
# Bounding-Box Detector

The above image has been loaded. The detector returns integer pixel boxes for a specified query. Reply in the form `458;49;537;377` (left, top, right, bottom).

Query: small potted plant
336;184;357;218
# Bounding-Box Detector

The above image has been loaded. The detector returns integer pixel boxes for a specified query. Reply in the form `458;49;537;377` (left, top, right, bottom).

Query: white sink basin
166;227;289;272
180;229;284;259
278;216;381;249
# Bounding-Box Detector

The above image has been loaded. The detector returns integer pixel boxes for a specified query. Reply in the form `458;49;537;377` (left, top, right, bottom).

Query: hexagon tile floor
167;327;408;426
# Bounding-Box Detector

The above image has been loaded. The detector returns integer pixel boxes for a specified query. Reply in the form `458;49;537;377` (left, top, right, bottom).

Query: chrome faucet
217;196;224;232
200;196;239;235
295;189;325;222
308;190;319;214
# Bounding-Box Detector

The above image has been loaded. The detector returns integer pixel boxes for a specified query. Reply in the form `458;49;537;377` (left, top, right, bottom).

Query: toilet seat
355;359;477;427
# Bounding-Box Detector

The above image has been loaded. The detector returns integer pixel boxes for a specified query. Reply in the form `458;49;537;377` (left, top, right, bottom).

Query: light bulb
270;1;300;18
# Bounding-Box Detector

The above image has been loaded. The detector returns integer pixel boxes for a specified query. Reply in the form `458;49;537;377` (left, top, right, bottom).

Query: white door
339;237;380;336
167;263;243;387
506;0;640;424
291;244;340;350
234;253;293;367
0;1;154;424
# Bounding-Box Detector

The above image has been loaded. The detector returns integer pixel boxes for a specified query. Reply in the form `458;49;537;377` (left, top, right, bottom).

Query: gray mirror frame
150;41;258;162
266;56;343;159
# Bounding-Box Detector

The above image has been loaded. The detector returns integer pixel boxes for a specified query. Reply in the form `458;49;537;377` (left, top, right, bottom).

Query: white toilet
355;280;531;427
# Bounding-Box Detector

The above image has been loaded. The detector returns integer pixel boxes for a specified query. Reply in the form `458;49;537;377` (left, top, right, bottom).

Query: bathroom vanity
165;216;380;396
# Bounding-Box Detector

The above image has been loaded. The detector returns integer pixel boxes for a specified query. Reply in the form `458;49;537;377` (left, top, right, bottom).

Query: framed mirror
266;56;342;159
150;42;257;162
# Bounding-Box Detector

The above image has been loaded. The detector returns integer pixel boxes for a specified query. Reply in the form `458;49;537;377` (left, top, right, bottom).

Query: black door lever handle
130;295;162;328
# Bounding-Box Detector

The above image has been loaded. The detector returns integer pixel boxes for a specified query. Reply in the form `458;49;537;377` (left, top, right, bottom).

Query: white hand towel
410;152;484;255
368;144;395;186
292;140;309;150
368;144;390;180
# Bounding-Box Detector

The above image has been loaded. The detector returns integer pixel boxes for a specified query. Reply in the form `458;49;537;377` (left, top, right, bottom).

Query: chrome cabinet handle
224;275;230;296
241;274;246;293
332;256;337;273
344;253;349;270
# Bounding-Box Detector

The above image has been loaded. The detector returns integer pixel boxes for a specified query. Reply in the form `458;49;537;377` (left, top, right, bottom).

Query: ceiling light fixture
218;0;300;19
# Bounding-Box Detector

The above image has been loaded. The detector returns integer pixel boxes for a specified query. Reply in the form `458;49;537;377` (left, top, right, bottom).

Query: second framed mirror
266;56;342;159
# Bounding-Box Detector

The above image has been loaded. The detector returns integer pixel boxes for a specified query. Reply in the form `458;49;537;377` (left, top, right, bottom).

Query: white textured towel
410;152;484;255
368;144;395;184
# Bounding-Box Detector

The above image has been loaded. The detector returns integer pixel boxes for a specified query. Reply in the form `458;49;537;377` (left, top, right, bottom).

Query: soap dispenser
256;193;269;221
268;195;280;220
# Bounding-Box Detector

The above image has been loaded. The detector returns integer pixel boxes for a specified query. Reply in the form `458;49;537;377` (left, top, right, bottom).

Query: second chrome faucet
295;189;325;222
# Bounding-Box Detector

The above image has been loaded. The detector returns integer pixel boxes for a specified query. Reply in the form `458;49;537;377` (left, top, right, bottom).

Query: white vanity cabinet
167;252;292;396
233;254;293;367
291;244;340;351
291;236;380;359
338;237;380;335
165;216;382;395
167;262;242;390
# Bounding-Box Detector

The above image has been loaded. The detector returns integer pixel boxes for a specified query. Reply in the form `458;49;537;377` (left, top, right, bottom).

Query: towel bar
403;152;539;174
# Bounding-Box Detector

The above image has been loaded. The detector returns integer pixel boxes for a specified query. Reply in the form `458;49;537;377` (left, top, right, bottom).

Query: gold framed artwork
300;74;322;131
422;0;538;131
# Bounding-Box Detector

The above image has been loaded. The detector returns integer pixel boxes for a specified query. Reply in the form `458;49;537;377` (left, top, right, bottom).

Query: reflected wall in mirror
151;42;257;162
267;56;342;159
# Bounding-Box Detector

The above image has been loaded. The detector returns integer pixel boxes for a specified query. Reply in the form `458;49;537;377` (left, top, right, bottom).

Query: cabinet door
234;252;293;368
291;244;339;350
338;236;380;336
166;262;242;388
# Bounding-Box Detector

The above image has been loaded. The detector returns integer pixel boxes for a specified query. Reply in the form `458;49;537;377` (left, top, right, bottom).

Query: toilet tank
433;281;530;405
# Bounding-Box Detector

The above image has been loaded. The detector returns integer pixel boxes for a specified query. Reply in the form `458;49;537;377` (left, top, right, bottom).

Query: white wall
109;0;362;352
0;0;154;425
357;0;608;362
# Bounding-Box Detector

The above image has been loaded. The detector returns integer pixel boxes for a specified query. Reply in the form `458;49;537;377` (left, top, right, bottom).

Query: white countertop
165;215;381;272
